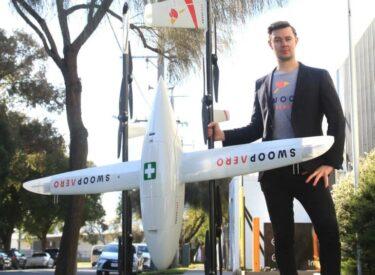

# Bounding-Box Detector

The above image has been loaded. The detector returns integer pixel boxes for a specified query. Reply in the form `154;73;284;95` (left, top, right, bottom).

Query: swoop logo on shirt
273;81;294;111
273;81;289;94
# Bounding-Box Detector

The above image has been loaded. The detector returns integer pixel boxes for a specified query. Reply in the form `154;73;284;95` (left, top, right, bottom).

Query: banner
144;0;207;30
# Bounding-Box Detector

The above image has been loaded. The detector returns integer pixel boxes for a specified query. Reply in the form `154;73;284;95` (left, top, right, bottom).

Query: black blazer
223;63;345;176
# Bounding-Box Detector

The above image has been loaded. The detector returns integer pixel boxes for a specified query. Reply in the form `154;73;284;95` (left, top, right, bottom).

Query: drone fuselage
140;79;185;269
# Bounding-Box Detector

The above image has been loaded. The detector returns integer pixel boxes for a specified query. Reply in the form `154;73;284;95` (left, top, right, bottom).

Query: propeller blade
212;54;219;103
201;98;209;145
119;77;126;114
202;57;206;96
213;20;219;103
118;59;126;158
128;44;134;118
129;84;133;119
117;123;123;159
201;57;209;144
128;43;133;75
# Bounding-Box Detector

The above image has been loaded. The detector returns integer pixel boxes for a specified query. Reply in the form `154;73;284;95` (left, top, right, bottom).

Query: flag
144;0;207;30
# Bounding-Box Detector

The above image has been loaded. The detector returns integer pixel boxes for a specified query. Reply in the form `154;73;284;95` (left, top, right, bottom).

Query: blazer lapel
292;62;306;117
257;73;272;112
267;68;276;116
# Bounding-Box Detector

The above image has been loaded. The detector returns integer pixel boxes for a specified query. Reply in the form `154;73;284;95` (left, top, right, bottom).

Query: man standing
208;21;345;275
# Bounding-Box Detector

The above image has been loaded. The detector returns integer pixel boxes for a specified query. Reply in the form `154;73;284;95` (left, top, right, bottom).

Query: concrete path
183;270;320;275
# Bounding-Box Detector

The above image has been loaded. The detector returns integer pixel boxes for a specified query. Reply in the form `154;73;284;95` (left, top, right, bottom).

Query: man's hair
268;21;297;36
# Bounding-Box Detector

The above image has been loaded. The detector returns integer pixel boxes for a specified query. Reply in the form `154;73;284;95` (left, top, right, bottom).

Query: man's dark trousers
261;166;341;275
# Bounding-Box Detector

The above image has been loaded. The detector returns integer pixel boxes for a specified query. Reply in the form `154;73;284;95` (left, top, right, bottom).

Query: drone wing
23;161;141;195
180;136;334;183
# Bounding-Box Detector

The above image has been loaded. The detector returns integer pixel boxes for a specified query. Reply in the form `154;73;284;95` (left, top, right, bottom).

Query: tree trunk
40;234;47;251
1;229;13;251
55;50;88;275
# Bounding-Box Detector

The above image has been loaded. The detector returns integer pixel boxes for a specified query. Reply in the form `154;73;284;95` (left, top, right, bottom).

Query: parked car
96;243;143;274
44;248;59;264
25;252;54;268
133;243;153;270
91;245;104;267
0;252;11;270
7;249;26;269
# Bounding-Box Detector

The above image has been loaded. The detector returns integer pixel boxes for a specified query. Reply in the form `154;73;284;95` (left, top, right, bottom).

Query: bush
333;150;375;273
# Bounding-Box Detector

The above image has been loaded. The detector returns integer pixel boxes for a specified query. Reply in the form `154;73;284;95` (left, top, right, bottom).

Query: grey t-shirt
271;68;299;140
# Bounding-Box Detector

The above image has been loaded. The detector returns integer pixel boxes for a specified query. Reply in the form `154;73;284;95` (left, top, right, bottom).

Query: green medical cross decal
144;162;157;180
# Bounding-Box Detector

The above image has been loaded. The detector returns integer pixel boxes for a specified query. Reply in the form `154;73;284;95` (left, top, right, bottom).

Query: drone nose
23;177;52;195
301;136;334;161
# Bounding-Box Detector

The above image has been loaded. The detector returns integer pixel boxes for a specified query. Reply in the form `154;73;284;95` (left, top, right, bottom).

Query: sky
0;0;374;222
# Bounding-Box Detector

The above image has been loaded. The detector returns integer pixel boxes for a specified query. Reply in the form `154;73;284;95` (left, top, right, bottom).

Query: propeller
202;19;220;144
212;20;219;103
117;40;134;158
117;55;127;159
201;58;211;145
215;185;223;275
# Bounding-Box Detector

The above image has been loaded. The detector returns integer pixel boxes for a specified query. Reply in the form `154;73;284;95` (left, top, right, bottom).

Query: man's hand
305;165;334;188
207;122;225;141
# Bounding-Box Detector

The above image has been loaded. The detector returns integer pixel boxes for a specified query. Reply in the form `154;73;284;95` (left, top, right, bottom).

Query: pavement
0;268;321;275
183;271;232;275
183;271;319;275
0;268;94;274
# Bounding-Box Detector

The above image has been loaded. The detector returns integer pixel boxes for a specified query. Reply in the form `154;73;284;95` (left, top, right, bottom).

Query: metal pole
120;49;132;275
347;1;362;274
206;0;216;273
157;53;165;80
120;2;132;274
158;36;165;80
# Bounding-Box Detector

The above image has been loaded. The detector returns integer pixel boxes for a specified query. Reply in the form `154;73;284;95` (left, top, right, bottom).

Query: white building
229;173;317;272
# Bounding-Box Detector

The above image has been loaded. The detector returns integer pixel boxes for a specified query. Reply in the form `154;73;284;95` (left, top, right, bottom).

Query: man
208;21;345;275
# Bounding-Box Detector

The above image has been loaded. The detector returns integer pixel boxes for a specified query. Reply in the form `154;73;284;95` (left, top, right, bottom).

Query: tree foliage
0;105;105;250
180;207;208;246
185;178;230;222
0;105;67;250
10;1;114;272
332;150;375;273
0;29;63;111
0;104;14;182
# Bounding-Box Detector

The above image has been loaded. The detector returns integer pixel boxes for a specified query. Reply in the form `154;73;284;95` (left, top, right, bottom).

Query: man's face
268;26;298;62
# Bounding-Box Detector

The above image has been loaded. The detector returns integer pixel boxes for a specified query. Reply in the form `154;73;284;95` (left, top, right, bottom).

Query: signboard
264;223;315;270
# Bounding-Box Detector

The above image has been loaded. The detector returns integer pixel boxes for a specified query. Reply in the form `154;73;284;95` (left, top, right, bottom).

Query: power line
106;12;123;53
134;76;152;108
